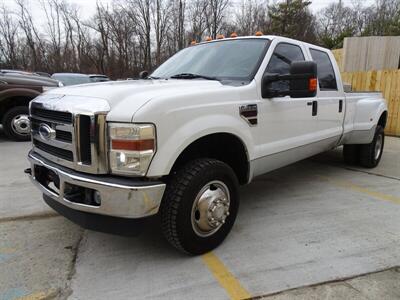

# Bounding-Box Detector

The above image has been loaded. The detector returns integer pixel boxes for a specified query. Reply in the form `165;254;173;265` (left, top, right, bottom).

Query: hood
45;79;228;122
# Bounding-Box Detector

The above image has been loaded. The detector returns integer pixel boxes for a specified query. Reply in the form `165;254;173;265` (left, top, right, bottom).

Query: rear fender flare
353;98;387;131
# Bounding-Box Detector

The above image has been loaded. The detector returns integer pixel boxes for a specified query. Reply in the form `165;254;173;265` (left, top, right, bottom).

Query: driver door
252;42;319;176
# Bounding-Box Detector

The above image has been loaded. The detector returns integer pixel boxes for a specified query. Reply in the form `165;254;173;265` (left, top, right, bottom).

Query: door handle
312;101;318;116
307;100;318;116
339;99;343;113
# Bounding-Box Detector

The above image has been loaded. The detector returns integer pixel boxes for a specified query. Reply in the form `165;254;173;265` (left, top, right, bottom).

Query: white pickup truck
27;35;387;254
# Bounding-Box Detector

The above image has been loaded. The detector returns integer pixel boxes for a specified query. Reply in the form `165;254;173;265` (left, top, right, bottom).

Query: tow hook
24;168;32;175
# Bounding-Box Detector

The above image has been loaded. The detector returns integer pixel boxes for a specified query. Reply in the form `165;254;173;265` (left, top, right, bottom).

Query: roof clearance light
230;32;238;38
255;31;263;36
190;40;197;45
205;36;212;41
216;34;225;39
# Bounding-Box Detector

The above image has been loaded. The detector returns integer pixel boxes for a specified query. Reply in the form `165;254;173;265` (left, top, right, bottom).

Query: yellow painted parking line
320;176;400;205
16;290;54;300
202;252;251;300
0;247;16;254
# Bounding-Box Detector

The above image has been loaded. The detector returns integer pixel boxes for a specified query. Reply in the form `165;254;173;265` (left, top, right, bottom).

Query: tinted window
310;49;337;91
265;43;305;91
51;74;91;86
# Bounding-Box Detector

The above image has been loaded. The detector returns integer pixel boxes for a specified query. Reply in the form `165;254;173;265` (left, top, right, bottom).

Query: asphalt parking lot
1;131;400;300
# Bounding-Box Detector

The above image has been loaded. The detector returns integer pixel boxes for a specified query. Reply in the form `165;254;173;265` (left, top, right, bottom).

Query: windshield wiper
170;73;220;81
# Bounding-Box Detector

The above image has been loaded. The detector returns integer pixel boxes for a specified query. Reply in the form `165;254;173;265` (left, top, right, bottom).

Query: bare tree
152;0;171;64
363;0;400;35
169;0;186;51
2;0;400;78
317;0;357;48
40;0;64;70
235;0;268;36
126;0;152;70
15;0;46;70
188;0;208;41
0;5;20;68
205;0;230;38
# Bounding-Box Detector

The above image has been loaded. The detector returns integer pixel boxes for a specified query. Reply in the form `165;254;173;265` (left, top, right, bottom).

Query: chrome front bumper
27;151;166;219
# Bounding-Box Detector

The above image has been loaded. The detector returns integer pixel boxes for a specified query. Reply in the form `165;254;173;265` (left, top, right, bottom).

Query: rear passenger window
265;43;305;92
310;49;337;91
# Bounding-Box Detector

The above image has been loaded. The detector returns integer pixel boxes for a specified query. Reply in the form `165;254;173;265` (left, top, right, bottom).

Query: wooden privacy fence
341;70;400;136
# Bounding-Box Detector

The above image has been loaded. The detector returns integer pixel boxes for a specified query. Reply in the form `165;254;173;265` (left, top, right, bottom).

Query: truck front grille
55;130;73;143
33;140;73;161
31;118;73;143
30;104;108;174
31;107;73;124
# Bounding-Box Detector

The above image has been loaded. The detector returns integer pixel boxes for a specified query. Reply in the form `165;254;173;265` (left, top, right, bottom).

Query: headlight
108;123;156;176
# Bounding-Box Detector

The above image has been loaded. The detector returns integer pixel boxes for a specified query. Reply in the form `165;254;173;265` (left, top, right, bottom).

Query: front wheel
2;106;31;141
160;159;239;255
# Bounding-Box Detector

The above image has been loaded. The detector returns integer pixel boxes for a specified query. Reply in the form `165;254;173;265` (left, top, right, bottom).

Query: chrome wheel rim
191;181;230;237
11;114;31;135
375;134;383;160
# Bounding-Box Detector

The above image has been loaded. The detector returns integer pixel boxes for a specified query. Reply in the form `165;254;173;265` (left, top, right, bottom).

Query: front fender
146;114;253;177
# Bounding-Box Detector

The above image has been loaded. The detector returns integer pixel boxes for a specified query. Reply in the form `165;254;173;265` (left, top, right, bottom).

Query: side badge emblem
239;104;258;126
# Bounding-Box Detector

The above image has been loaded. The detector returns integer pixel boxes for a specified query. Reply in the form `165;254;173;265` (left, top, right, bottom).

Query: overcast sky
4;0;376;20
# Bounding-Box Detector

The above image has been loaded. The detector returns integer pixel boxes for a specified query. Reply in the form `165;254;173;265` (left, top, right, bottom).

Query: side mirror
139;70;149;79
261;61;318;99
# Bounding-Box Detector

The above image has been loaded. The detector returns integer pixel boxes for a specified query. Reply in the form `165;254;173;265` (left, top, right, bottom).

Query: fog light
93;191;102;205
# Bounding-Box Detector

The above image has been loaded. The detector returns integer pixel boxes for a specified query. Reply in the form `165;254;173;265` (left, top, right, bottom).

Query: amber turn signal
111;139;155;151
309;78;318;92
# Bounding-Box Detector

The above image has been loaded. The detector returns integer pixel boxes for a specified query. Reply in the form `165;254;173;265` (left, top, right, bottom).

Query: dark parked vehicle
35;71;51;78
1;69;51;78
0;70;60;141
51;73;110;86
89;74;110;82
51;73;92;86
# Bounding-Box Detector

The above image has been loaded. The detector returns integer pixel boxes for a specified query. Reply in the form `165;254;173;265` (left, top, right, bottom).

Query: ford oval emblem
38;123;56;141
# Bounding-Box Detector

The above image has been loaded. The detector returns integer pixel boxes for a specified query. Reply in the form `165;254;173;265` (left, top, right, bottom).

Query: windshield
152;38;269;81
52;74;91;86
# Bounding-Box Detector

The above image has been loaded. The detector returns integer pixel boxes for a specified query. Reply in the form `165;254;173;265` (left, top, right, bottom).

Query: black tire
161;158;239;255
359;125;384;168
343;144;360;165
2;106;31;141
